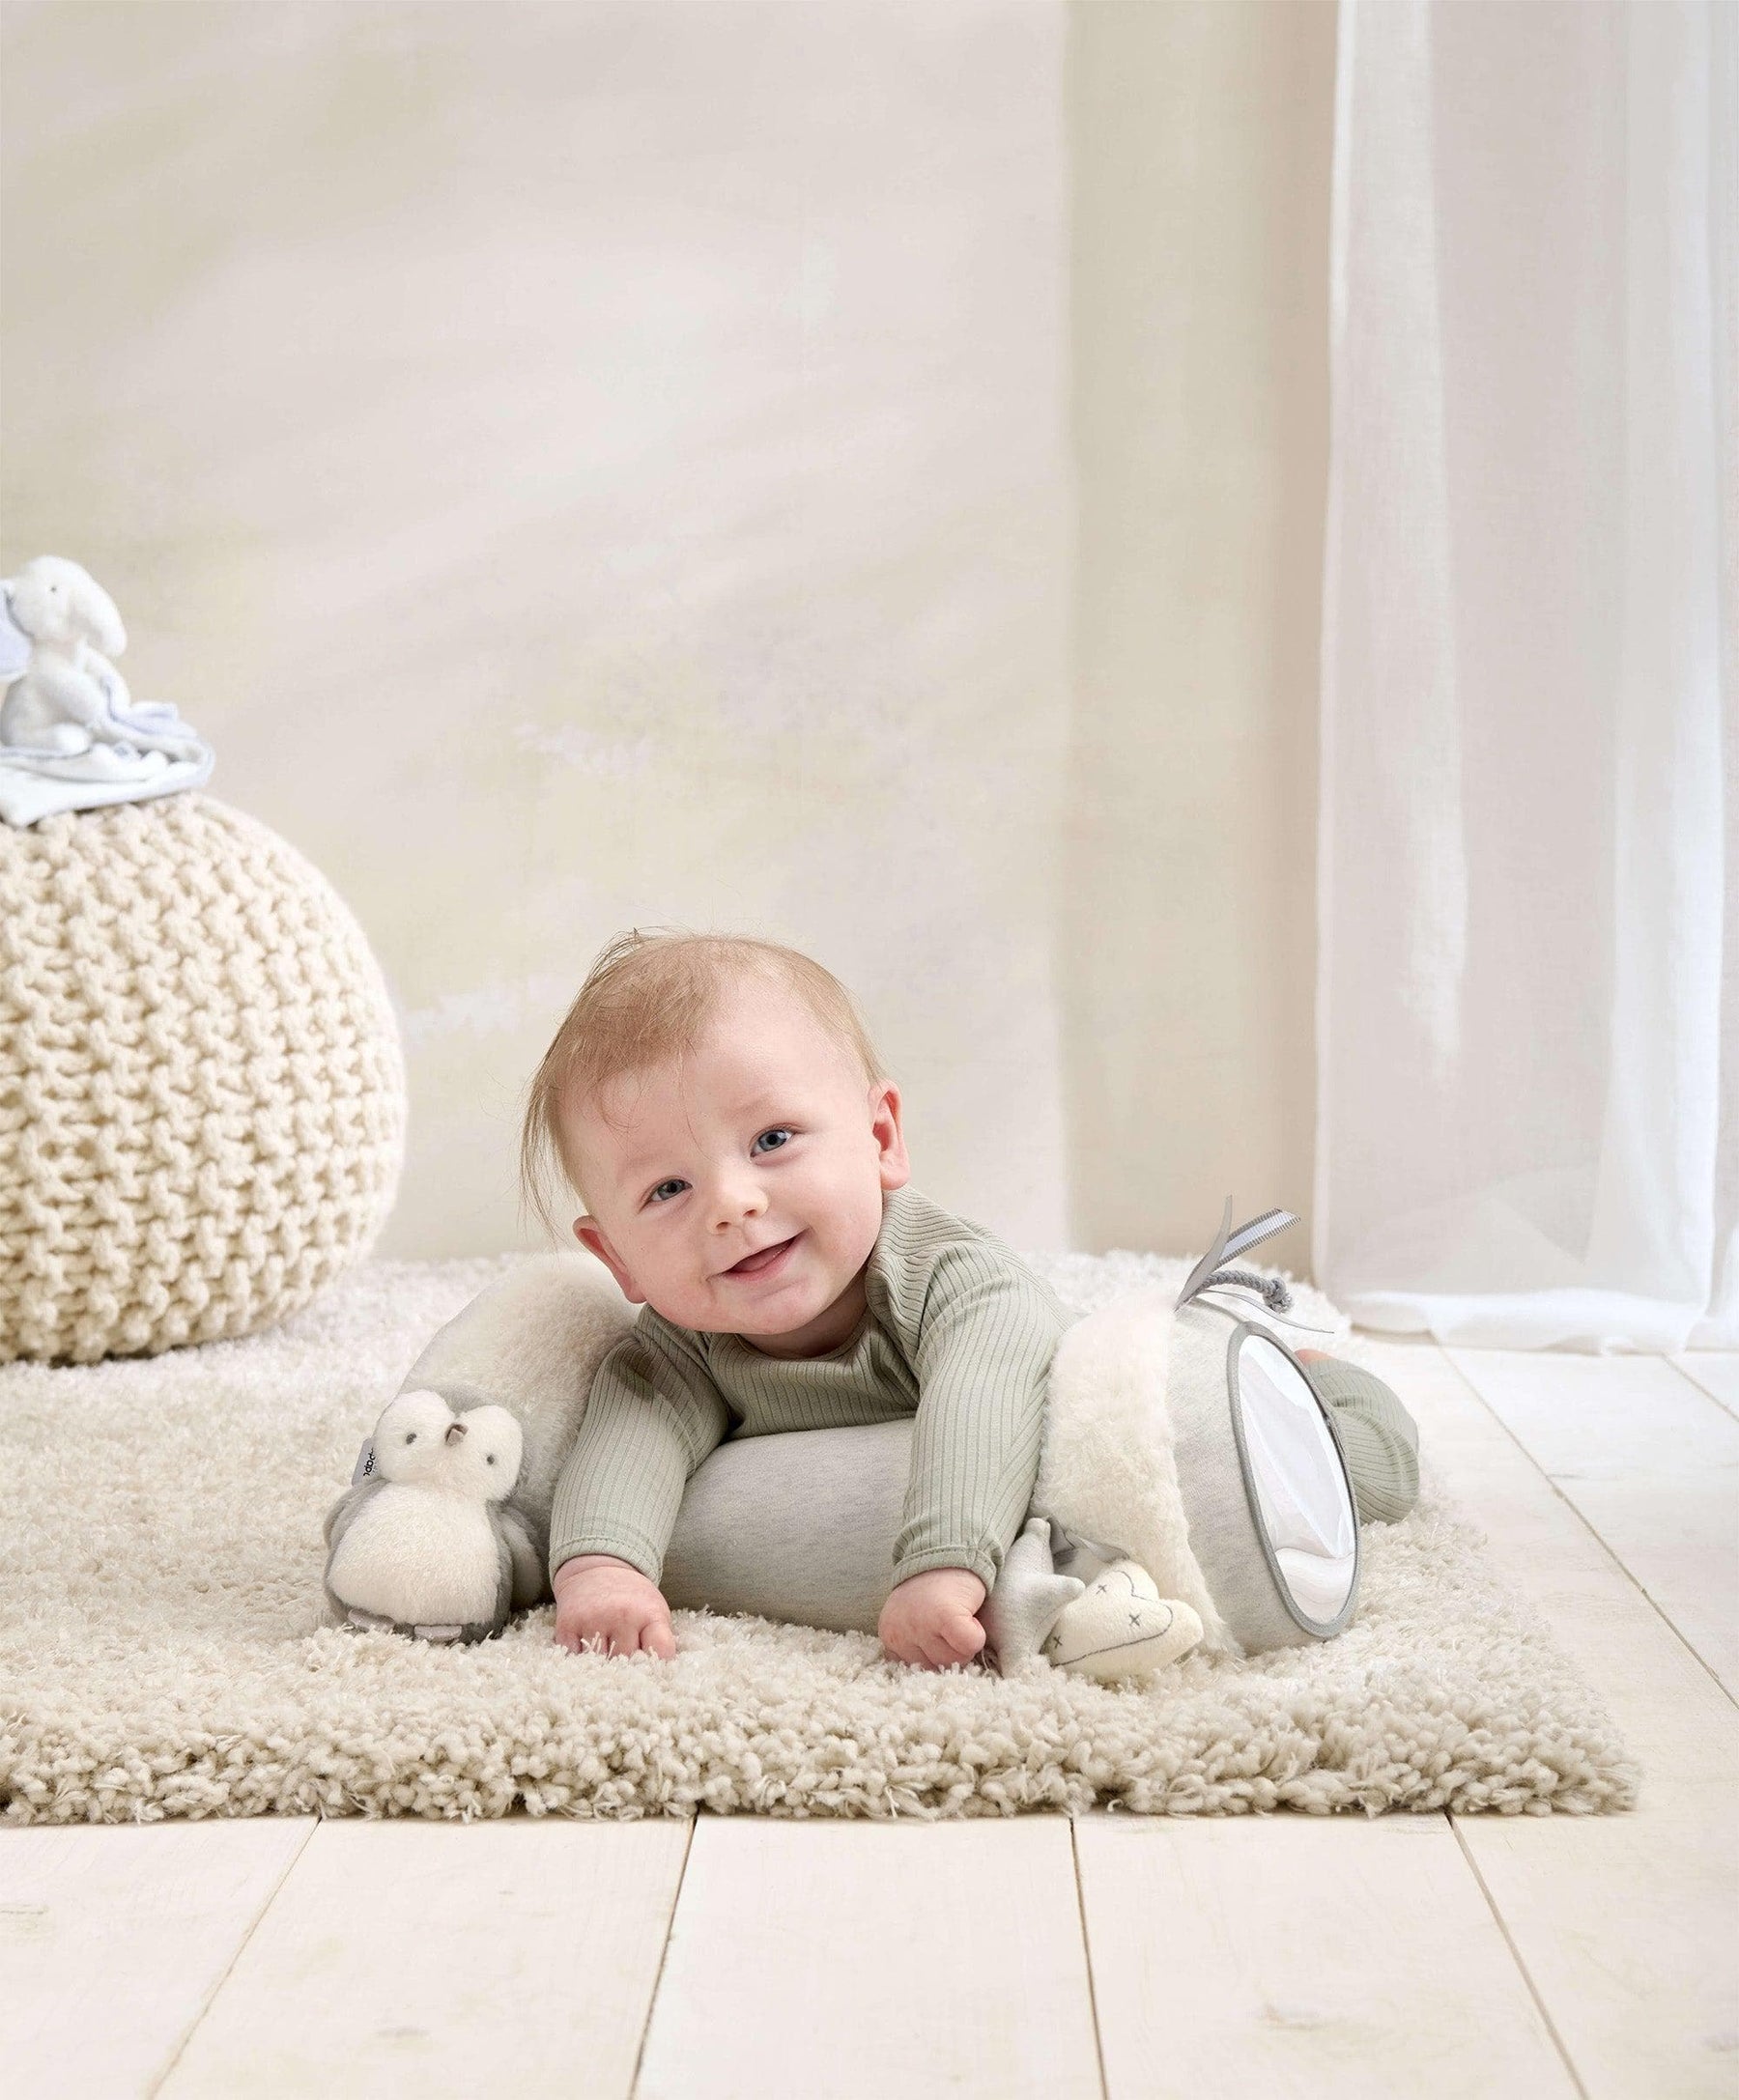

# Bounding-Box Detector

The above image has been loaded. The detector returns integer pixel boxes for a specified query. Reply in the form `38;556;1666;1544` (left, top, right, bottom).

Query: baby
520;928;1418;1673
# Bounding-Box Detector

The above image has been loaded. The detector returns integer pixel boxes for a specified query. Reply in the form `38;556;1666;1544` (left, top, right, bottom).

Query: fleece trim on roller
1035;1285;1237;1656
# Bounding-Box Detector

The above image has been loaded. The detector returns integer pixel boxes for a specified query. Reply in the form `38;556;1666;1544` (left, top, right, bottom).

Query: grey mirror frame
1222;1319;1362;1639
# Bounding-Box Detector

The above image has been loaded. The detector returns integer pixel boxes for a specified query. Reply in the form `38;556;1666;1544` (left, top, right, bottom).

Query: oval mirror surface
1234;1333;1358;1631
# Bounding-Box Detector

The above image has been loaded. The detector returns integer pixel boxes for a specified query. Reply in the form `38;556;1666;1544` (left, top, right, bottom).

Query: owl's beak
444;1419;468;1444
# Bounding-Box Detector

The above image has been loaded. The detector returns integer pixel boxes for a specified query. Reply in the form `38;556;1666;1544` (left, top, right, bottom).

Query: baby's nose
709;1172;768;1227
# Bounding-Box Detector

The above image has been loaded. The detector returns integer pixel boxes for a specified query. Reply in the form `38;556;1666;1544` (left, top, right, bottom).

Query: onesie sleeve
548;1320;732;1585
1301;1358;1421;1525
891;1242;1073;1591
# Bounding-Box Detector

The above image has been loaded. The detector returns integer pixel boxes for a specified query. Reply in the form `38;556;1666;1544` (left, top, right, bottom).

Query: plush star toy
979;1517;1086;1670
1041;1558;1205;1684
982;1517;1207;1684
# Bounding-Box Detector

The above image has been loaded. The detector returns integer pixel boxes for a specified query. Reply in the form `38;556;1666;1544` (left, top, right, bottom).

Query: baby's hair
518;926;887;1238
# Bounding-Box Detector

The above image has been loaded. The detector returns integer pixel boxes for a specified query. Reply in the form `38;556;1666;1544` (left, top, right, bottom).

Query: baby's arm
881;1243;1069;1668
549;1327;731;1655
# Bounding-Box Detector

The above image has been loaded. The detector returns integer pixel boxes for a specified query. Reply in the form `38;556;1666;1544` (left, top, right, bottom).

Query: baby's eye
753;1127;793;1154
647;1178;689;1205
404;1433;416;1443
486;1454;497;1465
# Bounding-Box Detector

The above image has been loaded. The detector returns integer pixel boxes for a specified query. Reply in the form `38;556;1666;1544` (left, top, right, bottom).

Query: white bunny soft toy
0;556;128;753
0;555;214;827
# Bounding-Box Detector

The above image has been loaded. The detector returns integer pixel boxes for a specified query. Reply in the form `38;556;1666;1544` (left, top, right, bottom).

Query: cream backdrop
2;0;1333;1263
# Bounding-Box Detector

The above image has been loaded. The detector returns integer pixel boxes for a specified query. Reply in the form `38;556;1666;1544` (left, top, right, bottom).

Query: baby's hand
552;1553;676;1660
878;1567;988;1669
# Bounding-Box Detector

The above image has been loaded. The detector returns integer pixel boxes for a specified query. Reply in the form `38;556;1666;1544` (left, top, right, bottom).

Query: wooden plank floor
3;1341;1735;2099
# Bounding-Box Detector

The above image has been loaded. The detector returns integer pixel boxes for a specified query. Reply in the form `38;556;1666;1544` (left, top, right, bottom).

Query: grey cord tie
1198;1264;1294;1314
1193;1279;1335;1338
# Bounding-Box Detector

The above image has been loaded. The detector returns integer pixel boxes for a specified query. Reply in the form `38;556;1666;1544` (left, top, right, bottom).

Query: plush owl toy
324;1389;543;1642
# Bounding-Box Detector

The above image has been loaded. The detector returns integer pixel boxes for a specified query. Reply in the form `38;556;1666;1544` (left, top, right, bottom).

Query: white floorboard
1450;1799;1739;2100
1444;1346;1739;1696
157;1818;690;2100
1672;1351;1739;1421
1367;1339;1739;2100
1074;1812;1576;2099
0;1818;314;2100
634;1816;1102;2100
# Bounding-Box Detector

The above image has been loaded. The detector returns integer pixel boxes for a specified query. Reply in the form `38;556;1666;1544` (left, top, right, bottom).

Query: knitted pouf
0;795;406;1363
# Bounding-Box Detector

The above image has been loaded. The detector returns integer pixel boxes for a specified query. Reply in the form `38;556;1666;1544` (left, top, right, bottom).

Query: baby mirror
1230;1331;1359;1634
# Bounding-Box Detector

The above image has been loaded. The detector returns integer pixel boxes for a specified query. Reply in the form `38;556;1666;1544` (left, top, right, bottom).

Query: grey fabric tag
351;1437;376;1485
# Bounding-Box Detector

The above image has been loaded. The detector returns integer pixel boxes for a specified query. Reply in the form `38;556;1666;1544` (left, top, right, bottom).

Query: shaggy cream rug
0;1252;1637;1824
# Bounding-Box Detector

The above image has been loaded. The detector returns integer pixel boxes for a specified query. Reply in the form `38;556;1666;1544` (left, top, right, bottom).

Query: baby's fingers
915;1625;974;1669
604;1605;674;1659
927;1612;985;1665
554;1608;598;1654
949;1612;987;1660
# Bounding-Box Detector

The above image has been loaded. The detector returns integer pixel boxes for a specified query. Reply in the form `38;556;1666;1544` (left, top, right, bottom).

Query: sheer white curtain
1316;0;1736;1349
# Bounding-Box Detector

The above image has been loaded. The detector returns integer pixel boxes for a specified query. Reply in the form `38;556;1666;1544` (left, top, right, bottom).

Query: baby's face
563;975;908;1349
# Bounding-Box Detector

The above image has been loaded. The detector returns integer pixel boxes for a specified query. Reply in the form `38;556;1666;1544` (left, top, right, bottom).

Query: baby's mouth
724;1233;801;1278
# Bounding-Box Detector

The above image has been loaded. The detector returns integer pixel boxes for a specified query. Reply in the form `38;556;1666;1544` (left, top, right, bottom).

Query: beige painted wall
2;0;1333;1264
1;0;1073;1257
1063;0;1334;1261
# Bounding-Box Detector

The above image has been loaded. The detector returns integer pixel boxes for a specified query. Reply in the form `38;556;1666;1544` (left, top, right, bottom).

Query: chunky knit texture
0;795;406;1363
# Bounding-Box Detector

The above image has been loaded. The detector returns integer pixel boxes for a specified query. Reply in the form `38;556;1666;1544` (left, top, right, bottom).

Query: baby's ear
573;1216;645;1303
870;1080;911;1192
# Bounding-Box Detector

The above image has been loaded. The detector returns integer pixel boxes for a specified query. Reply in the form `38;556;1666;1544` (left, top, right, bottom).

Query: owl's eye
486;1454;497;1465
404;1433;416;1443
